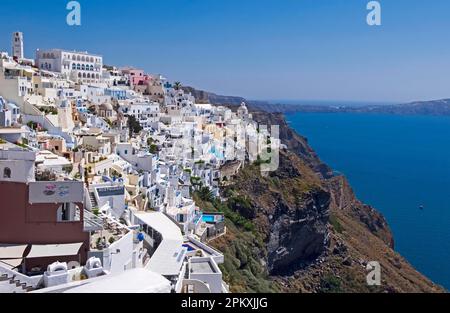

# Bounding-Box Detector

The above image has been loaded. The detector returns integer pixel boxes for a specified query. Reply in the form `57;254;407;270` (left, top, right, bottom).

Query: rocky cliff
196;105;444;293
182;86;246;105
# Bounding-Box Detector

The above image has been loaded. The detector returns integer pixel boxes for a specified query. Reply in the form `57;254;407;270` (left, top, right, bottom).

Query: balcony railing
75;209;103;232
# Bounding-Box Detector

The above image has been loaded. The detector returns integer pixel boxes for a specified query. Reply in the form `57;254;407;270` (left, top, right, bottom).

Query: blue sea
286;112;450;290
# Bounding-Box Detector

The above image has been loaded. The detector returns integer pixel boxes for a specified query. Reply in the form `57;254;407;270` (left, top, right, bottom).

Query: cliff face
226;150;330;276
249;110;333;179
182;86;245;105
203;107;444;293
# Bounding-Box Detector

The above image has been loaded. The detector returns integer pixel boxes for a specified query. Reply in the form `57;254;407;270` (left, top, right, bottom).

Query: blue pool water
202;215;216;223
182;244;195;252
286;112;450;290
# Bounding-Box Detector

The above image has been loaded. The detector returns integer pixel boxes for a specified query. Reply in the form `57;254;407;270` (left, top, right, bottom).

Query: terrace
89;213;130;251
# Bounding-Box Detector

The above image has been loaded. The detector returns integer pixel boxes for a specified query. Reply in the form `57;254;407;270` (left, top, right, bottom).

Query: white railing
0;263;43;288
74;208;103;232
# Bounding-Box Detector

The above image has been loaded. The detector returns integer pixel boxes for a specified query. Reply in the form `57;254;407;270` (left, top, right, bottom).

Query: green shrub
320;274;342;293
329;215;344;234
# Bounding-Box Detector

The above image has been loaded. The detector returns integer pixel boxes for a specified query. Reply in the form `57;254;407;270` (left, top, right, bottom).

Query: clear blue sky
1;0;450;103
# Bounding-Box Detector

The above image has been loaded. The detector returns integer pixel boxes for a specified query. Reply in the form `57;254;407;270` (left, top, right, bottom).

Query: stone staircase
89;191;98;208
0;273;34;293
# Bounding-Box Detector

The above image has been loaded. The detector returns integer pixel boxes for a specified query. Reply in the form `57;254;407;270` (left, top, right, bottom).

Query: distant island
251;99;450;116
183;86;450;116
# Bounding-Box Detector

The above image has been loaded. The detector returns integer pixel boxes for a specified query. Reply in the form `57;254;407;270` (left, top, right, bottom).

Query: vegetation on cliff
195;107;444;293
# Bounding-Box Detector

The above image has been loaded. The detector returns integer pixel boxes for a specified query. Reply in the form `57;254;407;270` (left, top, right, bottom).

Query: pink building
121;67;152;90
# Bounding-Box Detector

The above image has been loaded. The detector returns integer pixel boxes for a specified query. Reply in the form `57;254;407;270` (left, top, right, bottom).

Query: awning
0;245;28;259
26;243;83;259
0;259;23;268
0;245;27;269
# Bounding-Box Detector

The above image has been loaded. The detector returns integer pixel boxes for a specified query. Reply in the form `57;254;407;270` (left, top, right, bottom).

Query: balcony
76;209;103;232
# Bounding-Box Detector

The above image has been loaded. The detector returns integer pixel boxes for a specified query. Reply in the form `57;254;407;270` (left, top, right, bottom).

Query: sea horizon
263;99;398;107
287;111;450;290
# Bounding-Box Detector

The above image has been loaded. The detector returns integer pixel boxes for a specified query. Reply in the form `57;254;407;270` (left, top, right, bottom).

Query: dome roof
99;102;113;110
238;102;248;113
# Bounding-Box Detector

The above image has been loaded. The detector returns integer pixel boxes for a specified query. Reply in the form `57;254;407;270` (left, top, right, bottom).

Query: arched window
87;73;91;78
72;63;76;70
78;72;81;78
81;64;85;70
3;167;11;178
90;65;94;71
72;55;76;61
77;64;81;70
76;55;81;61
83;73;86;78
81;56;86;62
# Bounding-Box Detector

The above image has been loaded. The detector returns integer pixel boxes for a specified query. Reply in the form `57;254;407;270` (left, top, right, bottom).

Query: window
3;167;11;178
57;203;81;222
60;203;70;221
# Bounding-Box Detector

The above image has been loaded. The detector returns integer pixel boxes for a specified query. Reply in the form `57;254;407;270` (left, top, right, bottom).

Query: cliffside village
0;32;280;293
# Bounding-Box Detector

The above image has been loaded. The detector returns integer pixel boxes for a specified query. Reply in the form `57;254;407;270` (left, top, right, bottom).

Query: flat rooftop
190;260;216;274
33;268;171;294
134;212;185;276
0;128;30;134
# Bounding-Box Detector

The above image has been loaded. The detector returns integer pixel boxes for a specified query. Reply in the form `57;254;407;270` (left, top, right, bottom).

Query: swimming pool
182;243;195;252
202;215;215;223
202;214;224;223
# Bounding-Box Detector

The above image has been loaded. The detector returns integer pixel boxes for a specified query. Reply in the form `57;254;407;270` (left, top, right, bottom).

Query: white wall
0;150;35;183
102;231;135;274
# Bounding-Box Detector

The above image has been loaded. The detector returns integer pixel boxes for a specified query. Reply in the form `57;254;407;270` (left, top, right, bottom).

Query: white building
0;141;35;184
0;97;20;127
35;49;103;84
12;32;24;60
